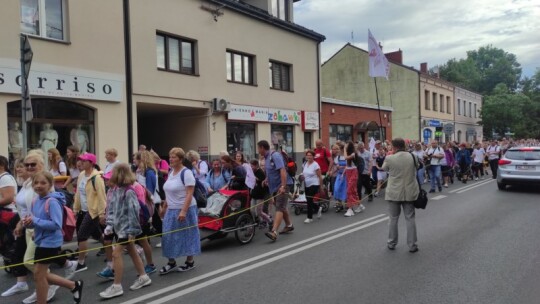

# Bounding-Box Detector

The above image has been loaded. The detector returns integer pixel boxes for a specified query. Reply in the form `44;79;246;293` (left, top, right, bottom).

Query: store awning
354;121;379;131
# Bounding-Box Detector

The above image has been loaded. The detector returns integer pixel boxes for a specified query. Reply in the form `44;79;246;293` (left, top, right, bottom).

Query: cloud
295;0;540;77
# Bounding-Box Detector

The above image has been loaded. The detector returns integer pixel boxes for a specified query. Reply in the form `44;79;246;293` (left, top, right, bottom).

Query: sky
294;0;540;78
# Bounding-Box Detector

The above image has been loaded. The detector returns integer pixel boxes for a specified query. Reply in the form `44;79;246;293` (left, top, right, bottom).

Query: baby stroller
290;176;330;216
0;210;18;274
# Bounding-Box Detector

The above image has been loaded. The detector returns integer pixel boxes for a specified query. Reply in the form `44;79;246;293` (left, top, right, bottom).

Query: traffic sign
443;124;454;134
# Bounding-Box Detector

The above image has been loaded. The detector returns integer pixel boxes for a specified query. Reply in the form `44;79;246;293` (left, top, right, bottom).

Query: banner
368;29;390;79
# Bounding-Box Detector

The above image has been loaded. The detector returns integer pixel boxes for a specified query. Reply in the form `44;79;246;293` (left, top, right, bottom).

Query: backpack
180;169;208;208
33;197;76;242
124;187;151;226
272;150;297;177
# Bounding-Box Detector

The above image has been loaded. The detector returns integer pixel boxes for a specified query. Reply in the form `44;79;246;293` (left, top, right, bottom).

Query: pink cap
103;171;112;180
78;153;97;165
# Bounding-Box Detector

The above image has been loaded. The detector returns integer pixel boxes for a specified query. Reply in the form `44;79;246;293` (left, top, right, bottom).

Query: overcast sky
294;0;540;78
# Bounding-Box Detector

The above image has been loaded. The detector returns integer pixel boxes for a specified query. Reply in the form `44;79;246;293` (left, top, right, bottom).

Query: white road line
431;195;447;200
119;214;387;304
448;179;492;193
147;216;390;304
456;179;494;193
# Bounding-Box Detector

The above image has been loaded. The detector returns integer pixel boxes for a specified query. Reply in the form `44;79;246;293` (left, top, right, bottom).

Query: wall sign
428;120;441;127
302;111;319;131
268;108;301;125
0;66;123;102
227;104;268;122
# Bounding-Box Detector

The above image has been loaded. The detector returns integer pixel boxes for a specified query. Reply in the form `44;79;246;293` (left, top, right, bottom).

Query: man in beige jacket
381;138;420;252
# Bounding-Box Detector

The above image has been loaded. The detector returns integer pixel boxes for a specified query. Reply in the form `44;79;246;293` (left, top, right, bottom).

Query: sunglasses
24;162;37;168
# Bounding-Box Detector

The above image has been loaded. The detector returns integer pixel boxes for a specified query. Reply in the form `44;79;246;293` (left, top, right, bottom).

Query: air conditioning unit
213;98;231;113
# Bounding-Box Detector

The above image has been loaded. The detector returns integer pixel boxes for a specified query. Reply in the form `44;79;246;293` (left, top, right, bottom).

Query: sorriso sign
0;66;123;102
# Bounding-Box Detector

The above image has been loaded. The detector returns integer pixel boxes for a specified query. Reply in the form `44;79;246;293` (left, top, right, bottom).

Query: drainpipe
418;72;421;141
123;0;134;157
317;41;322;141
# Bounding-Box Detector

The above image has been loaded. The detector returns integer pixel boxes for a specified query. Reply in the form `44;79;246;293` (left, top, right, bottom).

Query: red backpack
33;198;76;242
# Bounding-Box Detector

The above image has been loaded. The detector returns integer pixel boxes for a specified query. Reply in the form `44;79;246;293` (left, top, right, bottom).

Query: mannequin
242;130;254;160
70;124;89;153
8;122;23;159
39;123;58;153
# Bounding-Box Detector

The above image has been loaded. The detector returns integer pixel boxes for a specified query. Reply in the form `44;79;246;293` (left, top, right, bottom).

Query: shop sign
0;66;123;102
228;104;268;122
268;108;301;125
198;146;208;155
428;120;441;127
302;111;319;131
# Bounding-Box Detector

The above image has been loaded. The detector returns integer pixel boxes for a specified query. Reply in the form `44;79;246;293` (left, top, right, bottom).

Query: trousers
387;201;417;249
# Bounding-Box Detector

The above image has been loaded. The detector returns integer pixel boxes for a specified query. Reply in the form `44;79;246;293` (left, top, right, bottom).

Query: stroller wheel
321;202;329;213
294;207;301;216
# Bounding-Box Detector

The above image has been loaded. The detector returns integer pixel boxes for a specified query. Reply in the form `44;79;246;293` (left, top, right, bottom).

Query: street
3;179;540;304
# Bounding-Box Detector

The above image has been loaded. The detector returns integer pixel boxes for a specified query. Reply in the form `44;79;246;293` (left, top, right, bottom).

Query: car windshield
505;150;540;161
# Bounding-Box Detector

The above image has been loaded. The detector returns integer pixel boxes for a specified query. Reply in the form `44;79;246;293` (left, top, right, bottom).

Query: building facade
1;0;128;167
454;87;483;143
321;43;419;142
1;0;324;165
419;63;455;144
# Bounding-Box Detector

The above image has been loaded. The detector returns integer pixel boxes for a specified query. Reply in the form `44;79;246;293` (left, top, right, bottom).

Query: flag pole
374;78;384;141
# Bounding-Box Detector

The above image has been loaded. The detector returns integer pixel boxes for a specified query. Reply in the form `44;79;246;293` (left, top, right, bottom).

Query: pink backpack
33;198;76;242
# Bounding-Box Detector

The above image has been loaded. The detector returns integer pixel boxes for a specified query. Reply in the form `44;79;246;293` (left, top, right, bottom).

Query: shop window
269;61;292;91
7;99;95;161
304;132;312;150
226;123;256;160
271;125;294;154
226;50;255;85
368;127;386;142
156;32;196;75
328;124;352;145
20;0;67;41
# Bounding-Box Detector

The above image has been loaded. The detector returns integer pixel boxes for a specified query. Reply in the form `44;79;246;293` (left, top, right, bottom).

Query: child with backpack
23;171;83;304
99;163;152;299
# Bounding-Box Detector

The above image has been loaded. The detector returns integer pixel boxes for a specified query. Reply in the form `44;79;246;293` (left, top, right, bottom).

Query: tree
439;45;522;95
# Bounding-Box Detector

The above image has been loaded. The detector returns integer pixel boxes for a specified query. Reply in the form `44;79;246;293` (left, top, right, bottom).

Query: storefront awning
354;121;379;131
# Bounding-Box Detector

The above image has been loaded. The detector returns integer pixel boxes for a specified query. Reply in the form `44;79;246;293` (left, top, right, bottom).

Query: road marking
119;214;387;304
456;180;494;193
431;195;447;200
146;216;390;304
448;179;492;193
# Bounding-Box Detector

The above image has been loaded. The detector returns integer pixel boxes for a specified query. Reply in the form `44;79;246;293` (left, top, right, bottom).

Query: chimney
420;62;428;73
385;49;403;64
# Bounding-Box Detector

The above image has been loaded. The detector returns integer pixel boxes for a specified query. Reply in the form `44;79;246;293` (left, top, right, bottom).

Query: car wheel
497;182;506;190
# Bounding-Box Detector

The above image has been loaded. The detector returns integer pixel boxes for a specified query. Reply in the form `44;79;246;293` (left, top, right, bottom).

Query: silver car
497;146;540;190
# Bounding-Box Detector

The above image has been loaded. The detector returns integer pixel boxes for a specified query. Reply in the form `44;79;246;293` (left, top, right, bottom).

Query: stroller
290;176;330;216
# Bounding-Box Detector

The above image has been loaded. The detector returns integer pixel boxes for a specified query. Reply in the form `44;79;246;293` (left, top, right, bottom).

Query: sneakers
129;274;152;290
145;264;157;274
75;262;87;273
304;218;313;224
317;207;323;219
155;242;162;248
1;282;28;297
97;267;115;280
100;284;123;299
159;262;177;275
71;280;83;303
475;177;479;181
22;291;37;304
443;184;449;188
279;225;294;234
353;204;365;213
21;287;56;304
344;208;355;217
64;261;78;279
177;260;196;272
373;191;379;197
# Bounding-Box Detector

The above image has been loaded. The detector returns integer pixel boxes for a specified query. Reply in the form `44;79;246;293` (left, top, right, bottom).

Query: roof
322;97;394;112
208;0;326;42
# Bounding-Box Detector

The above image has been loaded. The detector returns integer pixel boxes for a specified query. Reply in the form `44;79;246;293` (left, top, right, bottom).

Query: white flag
368;29;390;79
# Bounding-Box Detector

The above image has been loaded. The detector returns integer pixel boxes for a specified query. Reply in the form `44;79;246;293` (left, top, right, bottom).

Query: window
457;98;461;115
226;123;256;160
432;92;438;111
271;0;289;21
271;124;294;154
469;102;472;117
447;96;451;114
226;50;254;85
329;124;352;145
474;104;477;118
440;94;444;113
20;0;67;41
424;90;430;110
269;61;292;91
457;130;462;143
156;32;195;75
463;100;467;116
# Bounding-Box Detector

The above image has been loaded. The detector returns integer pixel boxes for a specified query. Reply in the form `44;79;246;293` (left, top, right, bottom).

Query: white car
497;147;540;190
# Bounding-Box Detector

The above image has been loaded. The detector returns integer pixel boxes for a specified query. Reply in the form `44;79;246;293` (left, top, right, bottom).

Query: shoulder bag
409;152;428;209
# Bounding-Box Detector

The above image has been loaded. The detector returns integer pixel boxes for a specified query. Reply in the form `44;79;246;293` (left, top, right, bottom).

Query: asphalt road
2;178;540;304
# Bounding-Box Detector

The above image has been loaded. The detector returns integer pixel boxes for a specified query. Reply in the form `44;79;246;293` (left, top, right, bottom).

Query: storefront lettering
0;66;122;102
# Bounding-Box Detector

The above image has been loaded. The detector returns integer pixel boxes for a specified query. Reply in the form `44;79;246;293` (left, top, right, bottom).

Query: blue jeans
429;165;442;190
416;167;425;185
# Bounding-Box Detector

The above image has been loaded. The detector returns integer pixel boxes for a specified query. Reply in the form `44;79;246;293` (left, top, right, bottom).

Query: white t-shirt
163;168;196;210
0;173;17;212
50;161;67;176
78;176;89;211
426;147;444;166
487;145;501;160
194;160;209;184
15;180;35;218
104;160;120;175
302;161;321;187
473;148;486;163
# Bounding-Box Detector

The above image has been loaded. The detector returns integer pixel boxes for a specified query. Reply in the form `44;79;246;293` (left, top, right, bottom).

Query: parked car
497;147;540;190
